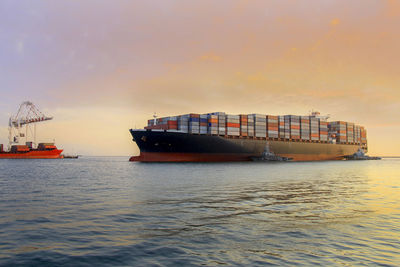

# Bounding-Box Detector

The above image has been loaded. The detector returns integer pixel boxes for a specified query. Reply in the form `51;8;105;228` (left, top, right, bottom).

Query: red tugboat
0;101;63;159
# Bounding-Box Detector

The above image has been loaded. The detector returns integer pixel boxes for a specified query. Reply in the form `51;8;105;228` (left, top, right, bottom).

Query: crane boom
9;101;52;128
8;101;53;149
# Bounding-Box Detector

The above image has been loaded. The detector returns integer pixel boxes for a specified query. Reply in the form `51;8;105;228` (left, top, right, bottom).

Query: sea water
0;157;399;266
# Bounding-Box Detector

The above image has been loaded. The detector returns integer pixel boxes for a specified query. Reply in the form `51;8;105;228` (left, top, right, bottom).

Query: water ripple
0;158;399;266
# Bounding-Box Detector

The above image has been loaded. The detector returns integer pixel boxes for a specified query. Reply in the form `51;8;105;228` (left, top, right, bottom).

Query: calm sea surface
0;157;399;266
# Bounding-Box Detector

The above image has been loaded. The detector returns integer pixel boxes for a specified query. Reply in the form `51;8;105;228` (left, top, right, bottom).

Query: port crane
8;101;53;150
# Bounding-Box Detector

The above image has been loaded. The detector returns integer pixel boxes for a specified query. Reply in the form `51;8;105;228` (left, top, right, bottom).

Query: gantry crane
8;101;53;149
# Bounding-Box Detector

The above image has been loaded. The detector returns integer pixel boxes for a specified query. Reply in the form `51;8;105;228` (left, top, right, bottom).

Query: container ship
0;101;63;159
129;112;367;162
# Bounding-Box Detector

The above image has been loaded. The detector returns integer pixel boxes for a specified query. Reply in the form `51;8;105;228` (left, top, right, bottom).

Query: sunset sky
0;0;399;156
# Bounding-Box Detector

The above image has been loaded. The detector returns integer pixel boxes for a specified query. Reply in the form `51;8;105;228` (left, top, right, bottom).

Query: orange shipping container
267;115;278;120
226;122;240;128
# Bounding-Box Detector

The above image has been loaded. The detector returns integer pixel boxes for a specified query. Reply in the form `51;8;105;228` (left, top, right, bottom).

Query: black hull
130;130;365;162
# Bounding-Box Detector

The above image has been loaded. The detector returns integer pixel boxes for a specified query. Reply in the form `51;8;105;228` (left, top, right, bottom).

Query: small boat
62;155;79;159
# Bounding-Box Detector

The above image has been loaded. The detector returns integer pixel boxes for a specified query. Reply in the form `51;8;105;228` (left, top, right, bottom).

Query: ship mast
8;101;53;149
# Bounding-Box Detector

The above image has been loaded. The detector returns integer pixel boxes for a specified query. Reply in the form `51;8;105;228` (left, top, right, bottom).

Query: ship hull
0;149;63;159
129;130;363;162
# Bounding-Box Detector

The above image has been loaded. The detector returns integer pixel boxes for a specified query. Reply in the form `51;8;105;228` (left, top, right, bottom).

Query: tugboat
344;149;381;160
251;143;292;161
0;101;63;159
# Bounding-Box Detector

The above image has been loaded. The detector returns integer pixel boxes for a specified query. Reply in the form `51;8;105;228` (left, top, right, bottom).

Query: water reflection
0;158;399;266
137;175;372;239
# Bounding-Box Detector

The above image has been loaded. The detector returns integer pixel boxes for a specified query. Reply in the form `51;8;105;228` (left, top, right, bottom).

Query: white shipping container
255;132;266;138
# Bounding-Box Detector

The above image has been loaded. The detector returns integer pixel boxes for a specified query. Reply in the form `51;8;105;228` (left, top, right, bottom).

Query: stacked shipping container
329;121;347;143
189;114;200;134
355;125;361;144
267;115;279;138
300;116;310;141
218;114;226;135
207;114;218;135
145;117;177;130
247;115;254;137
285;115;300;139
284;116;290;139
347;123;354;143
253;114;267;138
360;127;367;145
144;113;366;146
240;115;248;137
319;121;328;141
178;115;189;132
310;117;319;141
279;116;285;138
226;115;240;136
200;114;208;134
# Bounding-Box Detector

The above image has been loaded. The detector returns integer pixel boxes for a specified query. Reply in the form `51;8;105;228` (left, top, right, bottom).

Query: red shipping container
226;122;240;127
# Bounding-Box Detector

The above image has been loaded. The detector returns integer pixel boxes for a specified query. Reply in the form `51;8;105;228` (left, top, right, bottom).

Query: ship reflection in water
0;158;399;266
